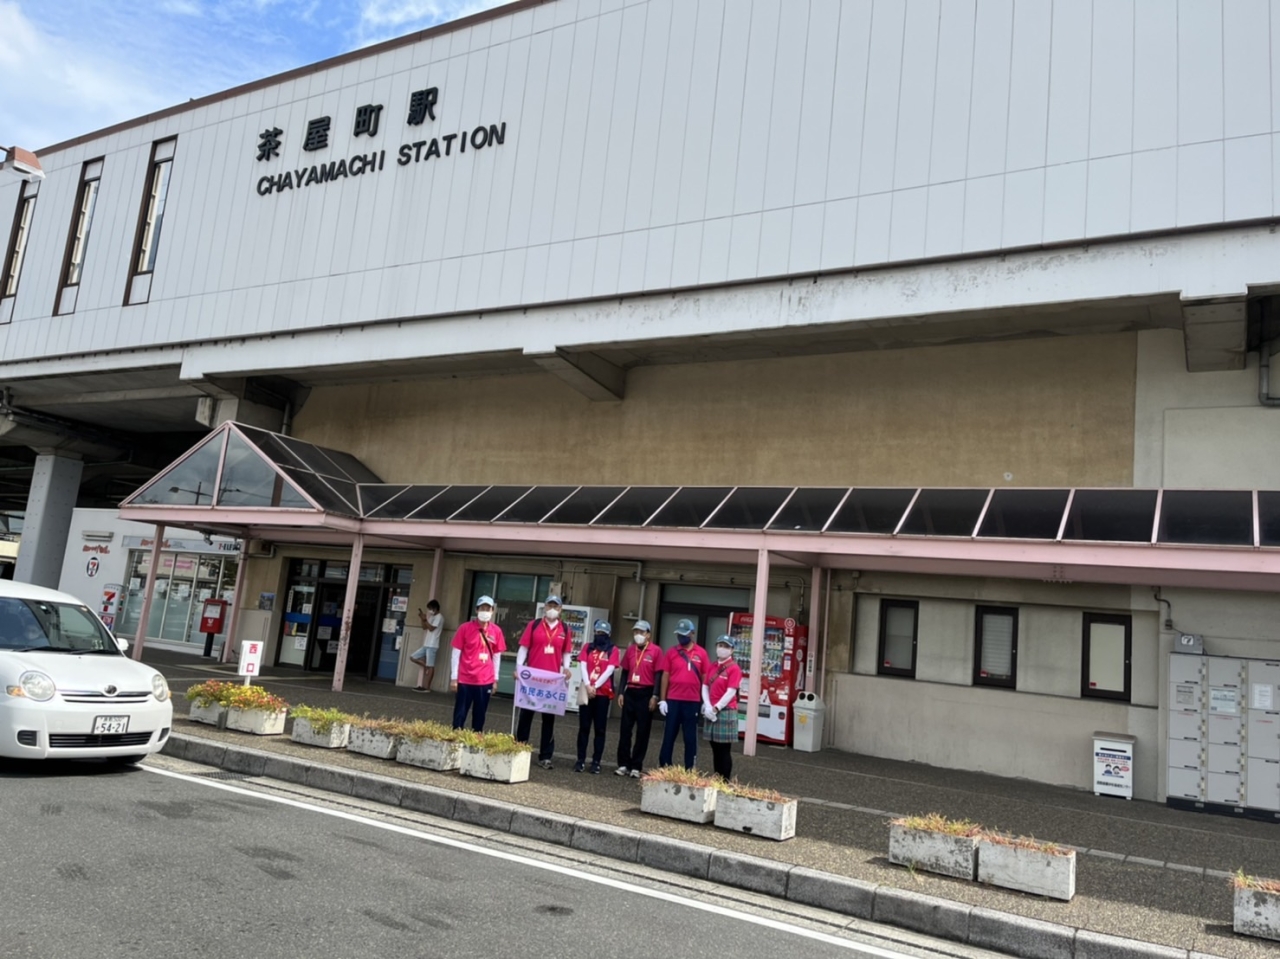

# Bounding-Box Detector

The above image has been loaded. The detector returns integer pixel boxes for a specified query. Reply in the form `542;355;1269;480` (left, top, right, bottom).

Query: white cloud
356;0;509;44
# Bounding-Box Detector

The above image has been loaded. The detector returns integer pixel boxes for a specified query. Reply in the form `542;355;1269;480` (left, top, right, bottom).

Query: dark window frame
2;180;38;304
973;605;1018;689
877;598;919;678
57;157;105;303
1081;612;1132;701
126;138;176;297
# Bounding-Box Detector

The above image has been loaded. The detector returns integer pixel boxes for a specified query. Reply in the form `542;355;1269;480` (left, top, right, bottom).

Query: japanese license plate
92;715;129;735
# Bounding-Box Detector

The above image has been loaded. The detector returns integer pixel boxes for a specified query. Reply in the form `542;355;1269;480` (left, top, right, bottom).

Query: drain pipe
1261;343;1280;407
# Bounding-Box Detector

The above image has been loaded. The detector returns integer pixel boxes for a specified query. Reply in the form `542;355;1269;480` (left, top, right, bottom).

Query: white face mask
476;609;493;623
633;633;647;644
544;608;560;621
716;647;733;661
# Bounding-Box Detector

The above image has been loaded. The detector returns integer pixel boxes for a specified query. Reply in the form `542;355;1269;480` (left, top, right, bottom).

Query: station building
5;0;1280;807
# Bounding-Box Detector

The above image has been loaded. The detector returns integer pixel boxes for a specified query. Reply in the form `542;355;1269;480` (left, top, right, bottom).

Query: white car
0;581;172;764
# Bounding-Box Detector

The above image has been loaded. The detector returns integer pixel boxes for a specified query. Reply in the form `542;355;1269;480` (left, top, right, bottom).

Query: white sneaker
629;768;641;778
615;766;629;776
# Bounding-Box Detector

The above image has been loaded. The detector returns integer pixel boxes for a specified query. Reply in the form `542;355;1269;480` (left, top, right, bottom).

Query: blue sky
1;0;508;151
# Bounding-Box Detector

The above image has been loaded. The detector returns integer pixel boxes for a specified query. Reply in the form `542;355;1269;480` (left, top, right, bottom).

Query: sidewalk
149;649;1278;959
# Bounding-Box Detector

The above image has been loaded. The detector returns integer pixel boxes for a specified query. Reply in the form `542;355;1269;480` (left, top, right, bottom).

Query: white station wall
4;0;1280;364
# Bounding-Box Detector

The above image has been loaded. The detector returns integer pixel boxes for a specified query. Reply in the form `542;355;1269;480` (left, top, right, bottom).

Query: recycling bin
792;692;825;752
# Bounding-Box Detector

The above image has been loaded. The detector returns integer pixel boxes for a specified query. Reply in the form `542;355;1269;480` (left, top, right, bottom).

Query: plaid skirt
703;706;740;743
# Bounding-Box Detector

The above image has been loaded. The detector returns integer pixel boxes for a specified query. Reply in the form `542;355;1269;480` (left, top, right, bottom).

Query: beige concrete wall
293;334;1137;489
1134;329;1280;487
827;672;1160;799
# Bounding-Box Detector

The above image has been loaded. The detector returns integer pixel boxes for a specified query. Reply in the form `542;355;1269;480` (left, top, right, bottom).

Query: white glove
658;701;668;717
702;704;717;722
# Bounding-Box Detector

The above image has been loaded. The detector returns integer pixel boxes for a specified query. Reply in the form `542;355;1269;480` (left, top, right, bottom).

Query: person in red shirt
615;619;660;777
657;618;712;770
574;619;619;774
449;595;507;731
703;635;744;779
514;594;573;769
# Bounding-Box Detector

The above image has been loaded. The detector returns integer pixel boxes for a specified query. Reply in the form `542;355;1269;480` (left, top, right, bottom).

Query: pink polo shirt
519;618;571;672
661;643;711;702
706;659;743;711
620;642;660;687
451;620;507;685
580;643;620;698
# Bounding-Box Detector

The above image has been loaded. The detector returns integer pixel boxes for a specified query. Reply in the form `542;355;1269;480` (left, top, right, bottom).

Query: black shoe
538;759;553;770
573;762;584;773
590;763;601;774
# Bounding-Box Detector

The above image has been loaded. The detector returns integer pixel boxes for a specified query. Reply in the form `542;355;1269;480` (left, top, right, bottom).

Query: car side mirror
115;636;129;653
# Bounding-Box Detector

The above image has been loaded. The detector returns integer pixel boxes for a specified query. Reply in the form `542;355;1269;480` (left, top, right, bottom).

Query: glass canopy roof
122;424;1280;549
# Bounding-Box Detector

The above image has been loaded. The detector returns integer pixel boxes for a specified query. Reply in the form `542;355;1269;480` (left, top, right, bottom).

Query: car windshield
0;598;117;653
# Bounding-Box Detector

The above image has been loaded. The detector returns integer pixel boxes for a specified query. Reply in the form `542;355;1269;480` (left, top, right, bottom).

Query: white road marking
144;766;920;958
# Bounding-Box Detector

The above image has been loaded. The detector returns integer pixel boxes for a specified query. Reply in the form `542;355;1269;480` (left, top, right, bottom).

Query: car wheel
106;754;147;767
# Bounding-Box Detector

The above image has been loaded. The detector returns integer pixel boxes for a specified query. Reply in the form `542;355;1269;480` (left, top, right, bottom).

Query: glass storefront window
116;548;239;646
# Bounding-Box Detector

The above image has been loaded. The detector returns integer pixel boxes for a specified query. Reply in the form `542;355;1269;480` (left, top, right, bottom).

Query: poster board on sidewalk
1093;732;1135;799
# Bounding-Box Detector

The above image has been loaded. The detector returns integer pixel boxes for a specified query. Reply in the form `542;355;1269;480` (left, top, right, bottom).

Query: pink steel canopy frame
118;423;1280;755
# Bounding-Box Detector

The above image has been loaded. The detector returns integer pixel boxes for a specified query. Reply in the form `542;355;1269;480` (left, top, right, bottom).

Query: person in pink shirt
449;595;507;731
514;594;574;769
615;619;660;777
703;635;744;779
657;618;712;770
574;619;619;774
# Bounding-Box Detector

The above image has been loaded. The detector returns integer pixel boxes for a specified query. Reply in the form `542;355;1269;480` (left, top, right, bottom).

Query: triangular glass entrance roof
122;422;381;518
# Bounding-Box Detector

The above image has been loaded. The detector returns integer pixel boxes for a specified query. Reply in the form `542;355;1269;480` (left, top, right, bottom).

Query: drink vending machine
727;613;809;745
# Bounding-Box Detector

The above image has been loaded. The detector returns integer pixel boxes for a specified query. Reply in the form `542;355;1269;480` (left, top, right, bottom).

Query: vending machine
727;614;809;745
498;603;609;713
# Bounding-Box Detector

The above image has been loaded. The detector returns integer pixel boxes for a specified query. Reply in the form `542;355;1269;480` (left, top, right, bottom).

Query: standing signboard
238;639;265;682
1093;732;1136;799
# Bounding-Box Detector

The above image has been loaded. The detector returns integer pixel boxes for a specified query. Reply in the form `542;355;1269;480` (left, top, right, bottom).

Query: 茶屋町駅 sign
254;84;507;197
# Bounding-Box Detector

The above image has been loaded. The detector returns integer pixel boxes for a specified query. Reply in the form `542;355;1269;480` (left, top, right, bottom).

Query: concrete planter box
714;793;798;841
977;839;1076;901
1235;886;1280;941
347;727;400;760
888;823;978;880
187;702;226;728
459;745;530;783
640;780;719;824
397;737;462;772
226;707;287;736
290;718;351;750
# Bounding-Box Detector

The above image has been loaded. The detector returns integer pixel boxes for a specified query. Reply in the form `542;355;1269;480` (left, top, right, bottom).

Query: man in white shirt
410;600;443;691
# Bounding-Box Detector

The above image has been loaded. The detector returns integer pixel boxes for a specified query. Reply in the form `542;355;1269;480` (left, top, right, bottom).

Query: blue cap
715;634;736;650
675;618;695;636
475;595;495;608
593;619;611;636
634;620;652;633
544;595;562;606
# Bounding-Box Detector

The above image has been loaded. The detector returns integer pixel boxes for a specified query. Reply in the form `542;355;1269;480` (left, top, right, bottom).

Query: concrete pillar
15;452;83;588
331;535;364;693
743;548;771;758
131;526;165;661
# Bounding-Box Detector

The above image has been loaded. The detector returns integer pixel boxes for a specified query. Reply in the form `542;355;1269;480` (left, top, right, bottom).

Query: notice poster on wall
1093;734;1135;799
1174;683;1198;707
293;636;307;651
1253;684;1275;711
326;640;340;654
317;626;332;640
391;596;409;613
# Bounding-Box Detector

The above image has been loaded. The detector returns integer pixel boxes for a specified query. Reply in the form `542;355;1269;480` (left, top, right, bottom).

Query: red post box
200;599;228;657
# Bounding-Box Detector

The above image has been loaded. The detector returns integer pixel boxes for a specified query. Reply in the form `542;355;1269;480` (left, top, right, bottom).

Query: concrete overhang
1182;297;1248;372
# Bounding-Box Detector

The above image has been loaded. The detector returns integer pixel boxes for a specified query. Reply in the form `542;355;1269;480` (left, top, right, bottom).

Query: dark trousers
452;683;492;731
616;685;654;770
710;740;733;779
576;695;611;765
515;708;557;761
658;699;700;770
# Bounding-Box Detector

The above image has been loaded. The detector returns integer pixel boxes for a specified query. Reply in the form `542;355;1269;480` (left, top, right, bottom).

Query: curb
162;734;1226;959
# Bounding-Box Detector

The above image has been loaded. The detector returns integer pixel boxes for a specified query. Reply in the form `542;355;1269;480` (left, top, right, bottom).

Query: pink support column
807;566;823;693
416;547;444;689
219;546;249;664
331;534;364;693
130;525;165;661
743;548;771;758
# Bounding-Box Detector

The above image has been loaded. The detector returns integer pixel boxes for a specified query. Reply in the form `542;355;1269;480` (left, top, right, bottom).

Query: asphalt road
0;757;990;959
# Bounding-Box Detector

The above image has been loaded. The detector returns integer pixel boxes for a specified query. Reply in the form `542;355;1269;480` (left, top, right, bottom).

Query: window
126;139;175;305
877;599;918;677
1082;612;1131;701
2;179;38;309
974;606;1018;688
55;158;103;315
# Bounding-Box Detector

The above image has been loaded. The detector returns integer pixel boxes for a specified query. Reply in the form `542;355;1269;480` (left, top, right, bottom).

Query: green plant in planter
641;765;727;790
184;680;238;708
1235;870;1280;893
223;684;289;713
289;704;354;734
478;731;532;755
400;719;462;743
891;812;983;837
